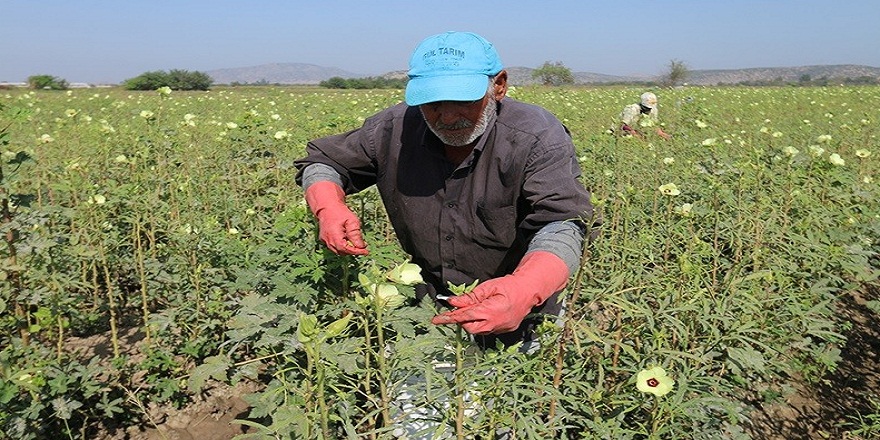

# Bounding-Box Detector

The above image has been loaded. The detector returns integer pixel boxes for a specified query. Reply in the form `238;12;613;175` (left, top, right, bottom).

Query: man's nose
434;103;462;123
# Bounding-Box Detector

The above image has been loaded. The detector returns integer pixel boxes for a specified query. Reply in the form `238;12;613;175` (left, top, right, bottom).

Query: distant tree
662;59;689;87
844;75;879;85
319;76;406;89
166;69;212;90
531;61;574;86
321;77;349;89
123;71;168;90
27;74;68;90
123;69;213;91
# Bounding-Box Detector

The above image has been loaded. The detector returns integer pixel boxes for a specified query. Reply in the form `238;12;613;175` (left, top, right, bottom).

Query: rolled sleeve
301;163;344;191
527;220;585;275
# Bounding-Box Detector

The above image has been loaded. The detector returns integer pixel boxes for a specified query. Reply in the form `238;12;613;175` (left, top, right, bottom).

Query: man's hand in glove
431;251;569;334
304;181;369;256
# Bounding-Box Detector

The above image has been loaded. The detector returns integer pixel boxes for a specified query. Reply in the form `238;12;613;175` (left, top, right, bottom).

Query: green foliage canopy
123;69;213;91
26;75;68;90
319;76;407;89
531;61;574;86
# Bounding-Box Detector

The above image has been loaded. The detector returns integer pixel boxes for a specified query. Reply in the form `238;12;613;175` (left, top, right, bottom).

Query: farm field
1;84;878;439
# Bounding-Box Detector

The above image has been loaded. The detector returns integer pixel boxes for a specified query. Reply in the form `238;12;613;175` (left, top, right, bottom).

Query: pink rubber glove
431;251;569;334
304;181;369;256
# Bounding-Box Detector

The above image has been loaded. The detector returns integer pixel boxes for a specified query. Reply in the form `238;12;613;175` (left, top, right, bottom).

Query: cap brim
405;74;489;106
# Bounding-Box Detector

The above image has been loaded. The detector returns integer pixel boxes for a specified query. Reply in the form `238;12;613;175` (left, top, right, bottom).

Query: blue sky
2;1;878;84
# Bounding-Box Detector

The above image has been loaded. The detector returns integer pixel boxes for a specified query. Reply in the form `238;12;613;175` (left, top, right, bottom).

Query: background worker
619;92;672;140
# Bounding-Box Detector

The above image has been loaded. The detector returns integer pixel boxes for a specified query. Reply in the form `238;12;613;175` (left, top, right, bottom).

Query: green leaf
726;346;766;376
187;355;231;393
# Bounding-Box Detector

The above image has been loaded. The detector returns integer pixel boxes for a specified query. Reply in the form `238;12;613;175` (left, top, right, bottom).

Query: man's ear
492;70;508;100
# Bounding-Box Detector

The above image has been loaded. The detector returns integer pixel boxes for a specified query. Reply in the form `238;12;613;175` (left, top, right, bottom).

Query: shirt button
445;262;453;268
446;202;456;208
445;235;453;241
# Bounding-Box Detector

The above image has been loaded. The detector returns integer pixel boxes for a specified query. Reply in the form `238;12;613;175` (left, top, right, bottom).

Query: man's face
419;94;496;147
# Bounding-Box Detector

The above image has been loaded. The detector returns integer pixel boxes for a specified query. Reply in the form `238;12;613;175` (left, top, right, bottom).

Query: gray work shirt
294;98;594;302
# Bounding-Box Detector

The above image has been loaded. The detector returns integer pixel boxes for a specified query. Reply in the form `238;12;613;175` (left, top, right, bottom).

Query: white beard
426;97;497;147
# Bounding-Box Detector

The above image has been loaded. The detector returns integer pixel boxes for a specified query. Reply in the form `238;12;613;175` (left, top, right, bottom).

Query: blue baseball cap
405;31;503;106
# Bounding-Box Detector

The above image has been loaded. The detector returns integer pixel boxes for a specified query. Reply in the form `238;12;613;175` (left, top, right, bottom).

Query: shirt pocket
472;203;517;249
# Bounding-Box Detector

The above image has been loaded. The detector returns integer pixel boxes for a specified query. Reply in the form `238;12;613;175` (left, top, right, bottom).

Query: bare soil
65;328;258;440
76;285;879;440
743;285;880;440
96;381;256;440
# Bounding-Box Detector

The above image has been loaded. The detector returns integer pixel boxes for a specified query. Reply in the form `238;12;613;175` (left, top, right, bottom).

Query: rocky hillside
206;63;363;85
687;64;880;85
206;63;880;86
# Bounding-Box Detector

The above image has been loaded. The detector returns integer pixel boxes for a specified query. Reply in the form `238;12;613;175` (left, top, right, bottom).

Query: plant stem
1;174;28;346
316;357;331;440
360;315;377;437
97;244;120;359
342;260;350;299
711;191;720;292
454;325;465;440
134;218;151;345
374;296;392;427
550;215;595;421
649;396;662;439
190;250;203;323
56;314;64;363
